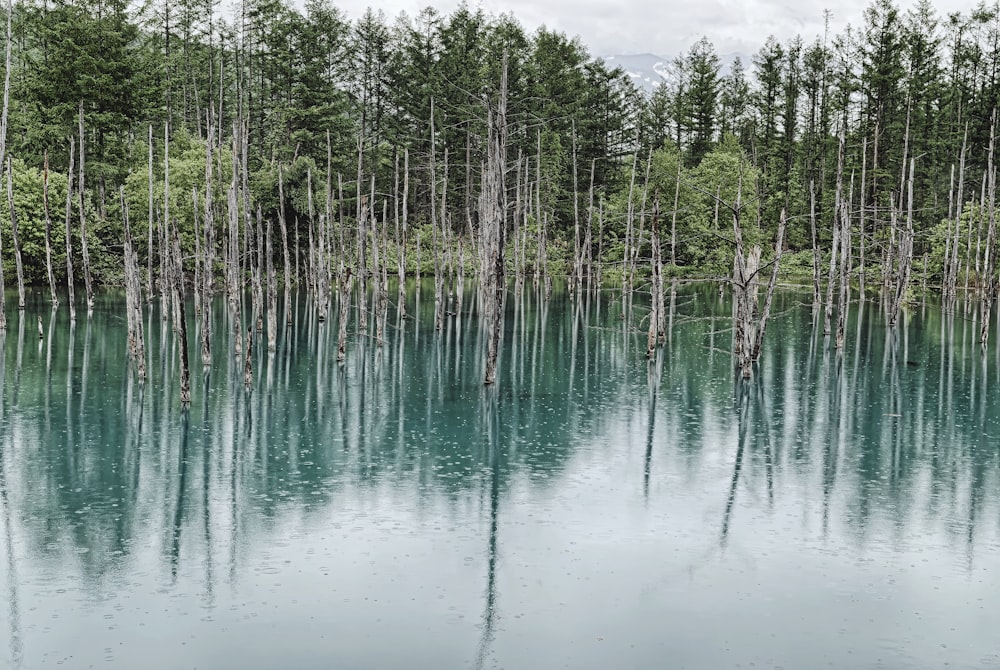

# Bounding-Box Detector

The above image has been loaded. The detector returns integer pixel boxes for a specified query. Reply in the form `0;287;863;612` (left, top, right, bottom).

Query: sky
333;0;976;58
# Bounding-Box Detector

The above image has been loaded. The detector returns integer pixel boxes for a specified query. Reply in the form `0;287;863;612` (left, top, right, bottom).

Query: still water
1;282;999;669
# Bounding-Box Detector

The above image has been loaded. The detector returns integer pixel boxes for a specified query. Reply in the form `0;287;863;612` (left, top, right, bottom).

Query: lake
1;281;999;669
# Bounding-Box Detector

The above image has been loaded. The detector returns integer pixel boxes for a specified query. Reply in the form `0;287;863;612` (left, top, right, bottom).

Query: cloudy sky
335;0;975;58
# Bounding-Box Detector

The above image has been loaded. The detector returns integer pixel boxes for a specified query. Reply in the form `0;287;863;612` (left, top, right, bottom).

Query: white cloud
330;0;978;58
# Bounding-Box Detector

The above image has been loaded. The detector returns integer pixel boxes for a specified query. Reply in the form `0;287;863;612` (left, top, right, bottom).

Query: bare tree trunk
571;123;581;296
267;212;277;352
584;159;595;288
824;127;845;335
836;199;850;348
627;150;652;321
376;199;388;346
174;227;191;404
948;128;968;301
646;196;661;359
243;327;253;388
981;114;998;345
809;180;821;312
65;141;77;322
147;125;155;303
858;137;867;303
278;165;291;325
890;158;916;329
42;152;58;306
483;54;509;386
337;268;351;362
622;151;638;316
79;105;94;311
752;210;786;362
6;158;24;309
121;186;146;382
670;157;681;267
0;0;11;328
398;148;402;316
0;0;11;199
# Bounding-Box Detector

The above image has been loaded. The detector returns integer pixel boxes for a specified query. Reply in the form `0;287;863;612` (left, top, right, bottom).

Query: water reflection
0;284;998;668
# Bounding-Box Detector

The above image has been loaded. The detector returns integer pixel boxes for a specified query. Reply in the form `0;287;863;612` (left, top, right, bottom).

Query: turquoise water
1;282;998;669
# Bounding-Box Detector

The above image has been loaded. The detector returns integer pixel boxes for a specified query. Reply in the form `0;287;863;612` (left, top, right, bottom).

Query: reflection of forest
0;282;998;603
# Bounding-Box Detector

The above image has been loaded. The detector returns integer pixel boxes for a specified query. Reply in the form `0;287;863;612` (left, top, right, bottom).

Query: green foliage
0;159;70;285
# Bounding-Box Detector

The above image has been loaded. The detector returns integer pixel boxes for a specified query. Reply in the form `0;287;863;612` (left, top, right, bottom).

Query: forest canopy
0;0;998;288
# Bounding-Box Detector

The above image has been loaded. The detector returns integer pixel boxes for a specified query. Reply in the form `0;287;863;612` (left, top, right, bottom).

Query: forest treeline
1;0;1000;297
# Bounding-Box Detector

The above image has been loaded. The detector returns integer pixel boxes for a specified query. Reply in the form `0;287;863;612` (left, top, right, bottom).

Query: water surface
1;283;999;669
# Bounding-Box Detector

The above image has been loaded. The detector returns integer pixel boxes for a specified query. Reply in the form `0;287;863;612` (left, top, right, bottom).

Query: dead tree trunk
337;268;351;362
810;180;821;312
646;196;661;359
752;210;786;362
78;105;94;311
42;152;58;306
65;141;77;322
889;158;916;329
121;186;146;382
622;151;638;317
571;123;581;296
147;125;155;303
266;212;277;352
397;149;408;317
6;157;24;310
835;197;851;348
981;114;998;346
858;137;867;302
824;127;845;335
483;54;509;386
278;165;292;325
174;227;191;405
0;0;11;327
947;129;968;302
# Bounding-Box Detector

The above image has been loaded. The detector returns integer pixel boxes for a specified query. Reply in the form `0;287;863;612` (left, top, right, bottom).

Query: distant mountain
603;53;679;95
603;52;748;96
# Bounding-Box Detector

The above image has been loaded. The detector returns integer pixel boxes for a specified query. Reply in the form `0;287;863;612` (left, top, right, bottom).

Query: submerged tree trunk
121;186;146;382
266;213;277;352
279;165;292;325
810;180;821;312
981;115;998;346
0;0;10;328
6;157;24;310
65;141;77;322
483;54;509;386
147;125;155;303
78;105;94;312
889;158;916;329
174;227;191;405
42;152;58;306
646;196;661;359
752;209;787;362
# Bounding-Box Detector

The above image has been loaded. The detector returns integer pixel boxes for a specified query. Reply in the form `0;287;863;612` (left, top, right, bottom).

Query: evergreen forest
1;0;1000;349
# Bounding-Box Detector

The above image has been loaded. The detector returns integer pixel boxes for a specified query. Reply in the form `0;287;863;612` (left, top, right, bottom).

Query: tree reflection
0;282;997;615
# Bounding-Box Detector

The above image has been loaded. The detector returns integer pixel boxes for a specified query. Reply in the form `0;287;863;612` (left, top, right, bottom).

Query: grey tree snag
278;165;292;326
753;210;787;362
7;157;24;310
121;186;146;382
78;105;94;312
0;0;9;329
42;152;58;306
646;196;661;360
981;113;998;346
174;227;191;405
64;141;77;322
147;125;155;303
267;213;277;353
483;54;509;387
